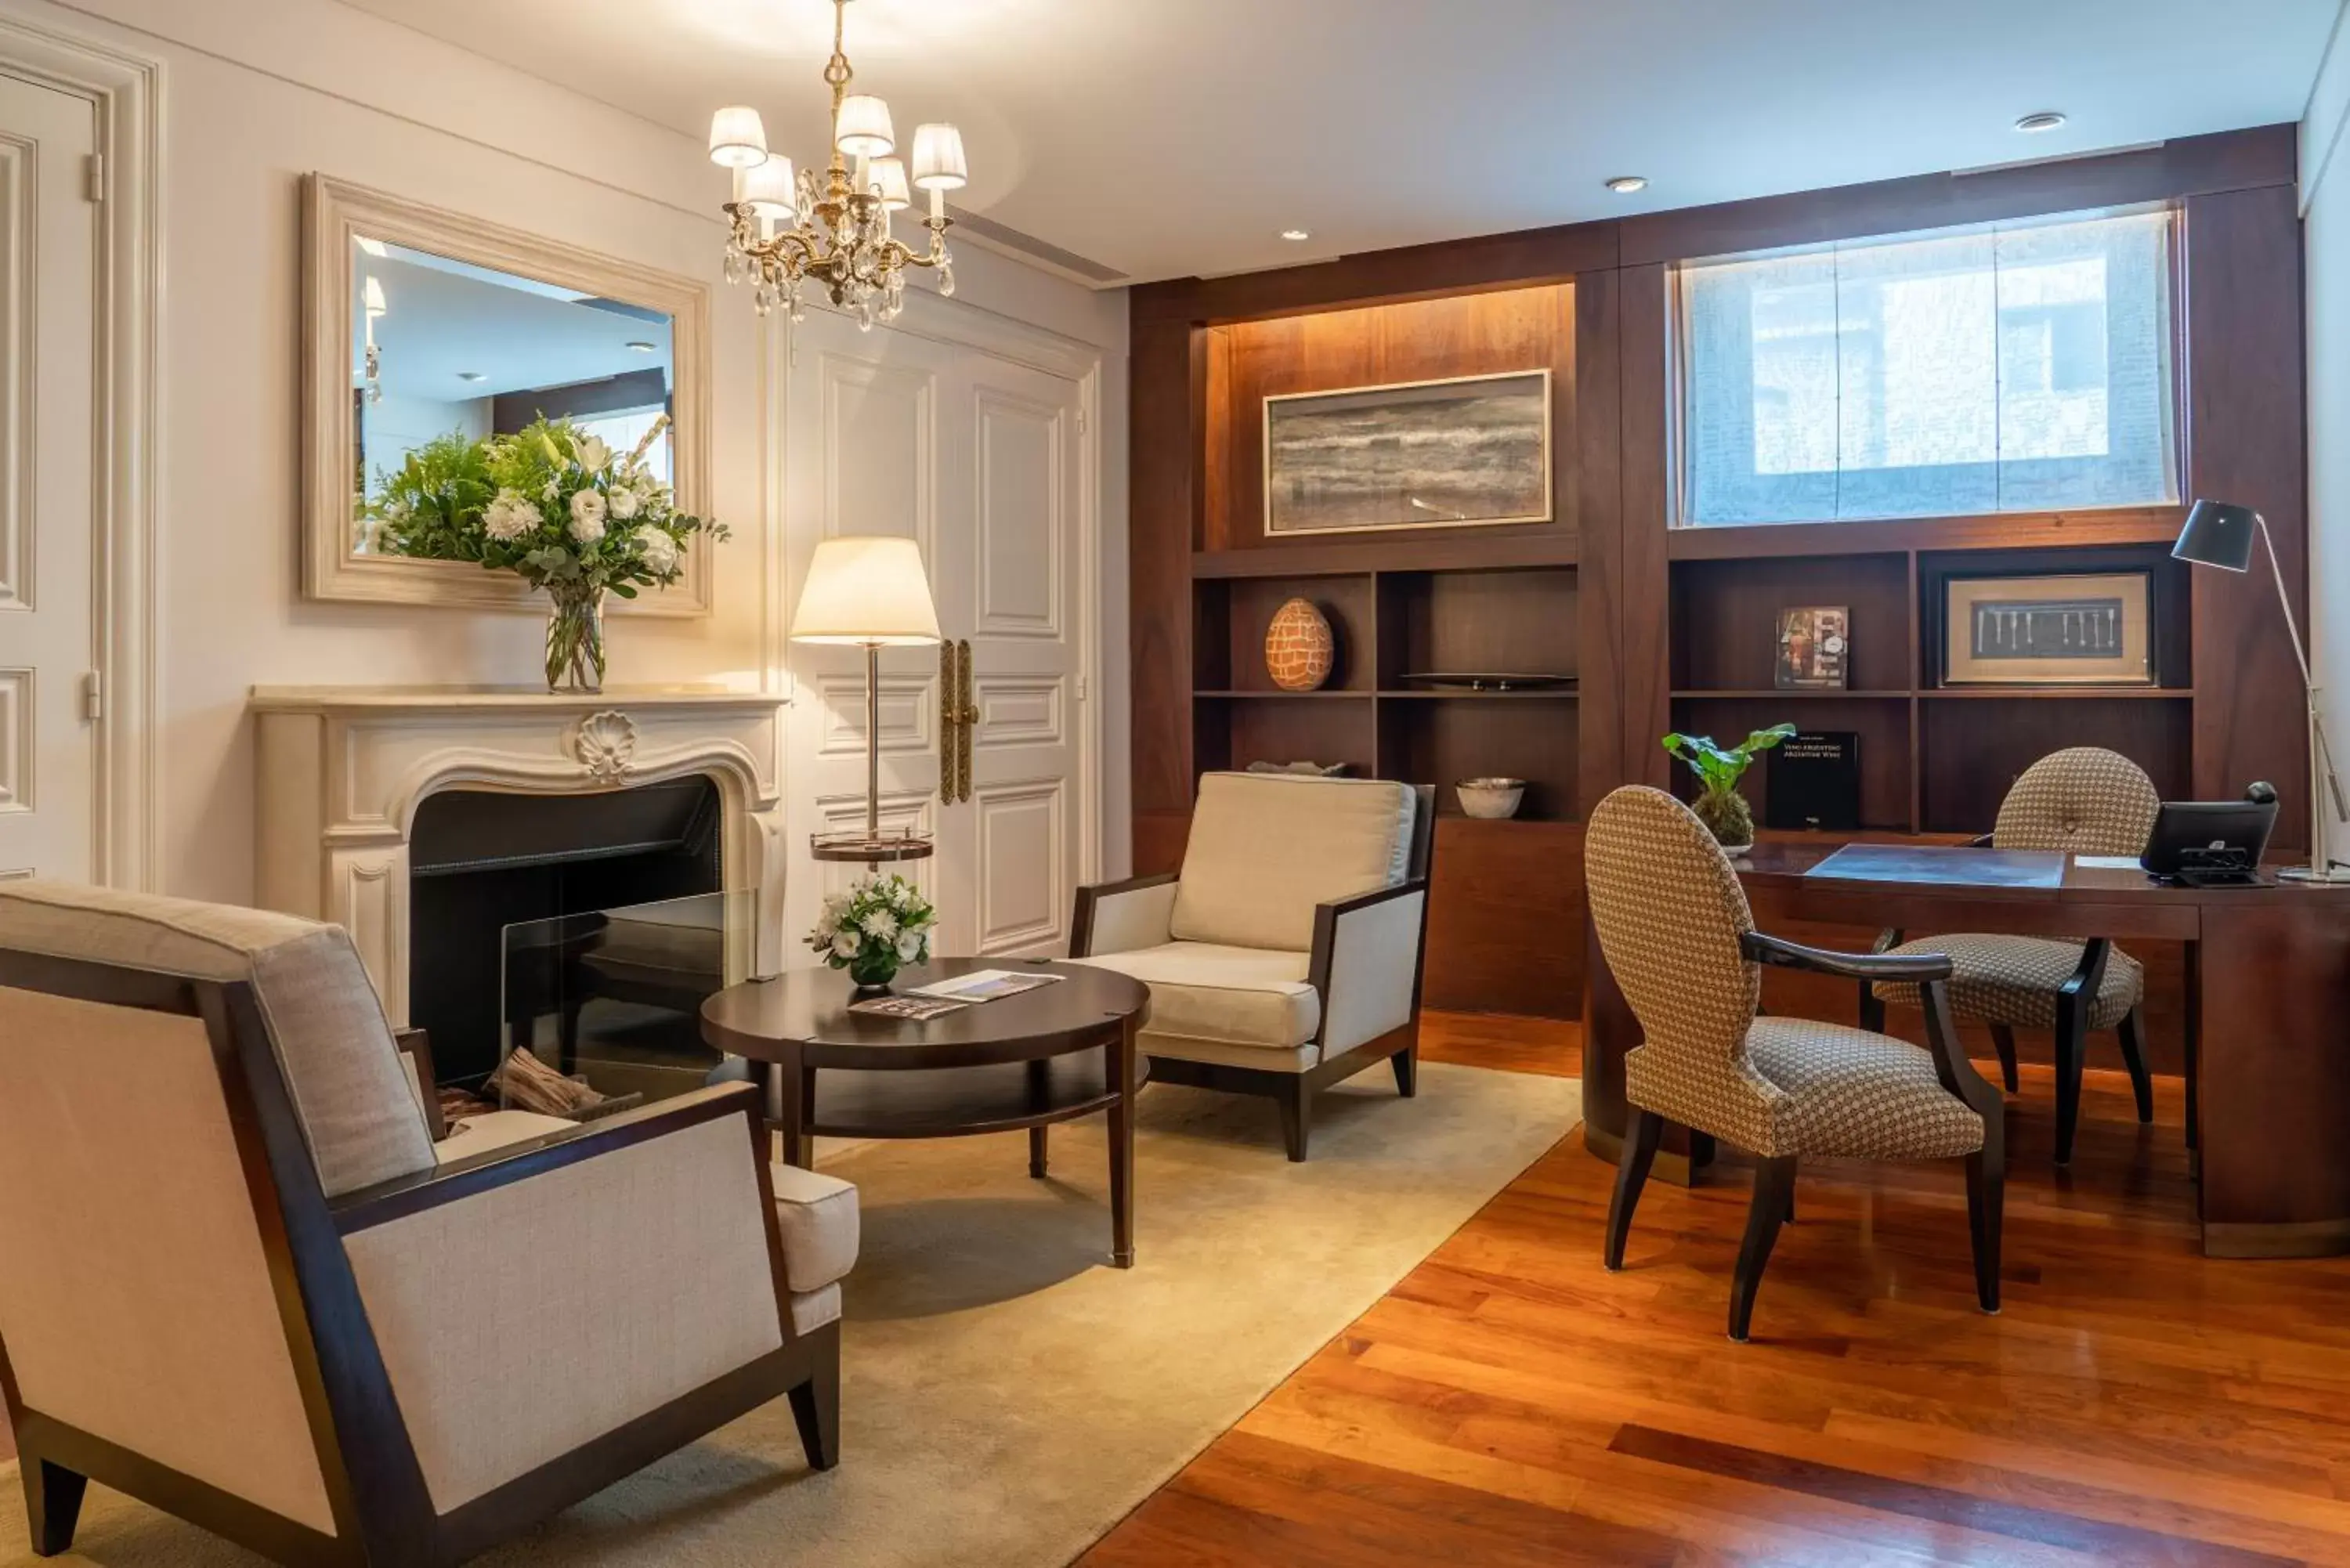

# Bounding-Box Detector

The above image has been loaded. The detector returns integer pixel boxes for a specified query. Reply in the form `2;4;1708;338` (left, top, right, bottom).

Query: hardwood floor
1083;1010;2350;1567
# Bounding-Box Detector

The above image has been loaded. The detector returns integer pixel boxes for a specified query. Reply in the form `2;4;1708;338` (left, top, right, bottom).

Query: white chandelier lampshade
910;123;968;190
362;276;388;316
790;537;941;646
735;154;797;219
872;157;912;211
834;93;896;158
707;105;769;169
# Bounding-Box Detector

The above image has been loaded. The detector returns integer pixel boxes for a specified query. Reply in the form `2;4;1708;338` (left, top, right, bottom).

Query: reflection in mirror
349;236;677;557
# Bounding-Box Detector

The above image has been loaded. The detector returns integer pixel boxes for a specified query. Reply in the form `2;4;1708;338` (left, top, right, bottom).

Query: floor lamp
2172;498;2349;883
790;536;942;867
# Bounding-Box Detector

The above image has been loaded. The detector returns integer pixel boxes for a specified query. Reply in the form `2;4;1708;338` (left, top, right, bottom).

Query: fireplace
251;688;790;1075
407;778;723;1086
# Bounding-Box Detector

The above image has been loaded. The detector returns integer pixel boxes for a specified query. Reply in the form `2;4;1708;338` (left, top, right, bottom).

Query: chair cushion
1169;772;1415;951
1872;934;2143;1031
1745;1017;1985;1161
0;880;435;1197
1068;941;1319;1049
771;1162;859;1294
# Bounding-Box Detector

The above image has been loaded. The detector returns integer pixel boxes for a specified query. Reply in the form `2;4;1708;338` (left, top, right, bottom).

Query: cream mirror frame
300;173;714;613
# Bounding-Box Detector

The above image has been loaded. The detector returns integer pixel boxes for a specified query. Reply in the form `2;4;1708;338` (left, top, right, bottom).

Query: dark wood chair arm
2059;937;2111;1000
331;1082;763;1235
1742;930;1954;984
1070;871;1180;957
1307;880;1431;999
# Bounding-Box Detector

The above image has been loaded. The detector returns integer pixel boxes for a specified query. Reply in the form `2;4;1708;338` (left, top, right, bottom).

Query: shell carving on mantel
569;710;638;784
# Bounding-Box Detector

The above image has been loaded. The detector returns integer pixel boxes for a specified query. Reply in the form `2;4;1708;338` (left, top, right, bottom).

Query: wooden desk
1582;840;2350;1258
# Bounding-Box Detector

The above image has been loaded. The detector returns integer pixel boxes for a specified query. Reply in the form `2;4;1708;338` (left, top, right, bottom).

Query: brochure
847;994;971;1021
904;968;1067;1003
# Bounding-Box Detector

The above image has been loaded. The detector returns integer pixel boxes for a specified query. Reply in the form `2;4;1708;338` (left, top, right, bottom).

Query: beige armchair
0;881;855;1566
1068;772;1434;1160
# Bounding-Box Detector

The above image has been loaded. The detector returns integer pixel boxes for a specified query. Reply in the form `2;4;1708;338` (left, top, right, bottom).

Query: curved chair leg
1729;1156;1799;1342
2115;1007;2154;1124
1987;1025;2020;1093
2052;995;2088;1166
1603;1107;1662;1270
1965;1143;2005;1313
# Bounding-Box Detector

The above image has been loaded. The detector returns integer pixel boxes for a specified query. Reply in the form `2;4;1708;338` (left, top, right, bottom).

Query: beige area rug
0;1064;1579;1567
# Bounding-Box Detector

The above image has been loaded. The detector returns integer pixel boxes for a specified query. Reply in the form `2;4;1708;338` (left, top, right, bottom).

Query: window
1676;210;2178;526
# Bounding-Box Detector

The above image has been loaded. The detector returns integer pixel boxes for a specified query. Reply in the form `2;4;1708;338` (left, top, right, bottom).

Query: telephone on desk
2139;781;2279;888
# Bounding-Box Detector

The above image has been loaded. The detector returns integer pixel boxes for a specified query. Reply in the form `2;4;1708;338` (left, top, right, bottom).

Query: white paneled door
0;78;97;881
782;306;1087;959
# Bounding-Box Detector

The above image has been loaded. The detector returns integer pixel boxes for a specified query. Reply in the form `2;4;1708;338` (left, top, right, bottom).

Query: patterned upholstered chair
1068;771;1434;1161
1586;786;2005;1342
1862;746;2161;1165
0;881;856;1565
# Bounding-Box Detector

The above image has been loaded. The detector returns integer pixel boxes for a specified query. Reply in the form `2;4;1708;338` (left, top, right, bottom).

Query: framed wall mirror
301;173;713;612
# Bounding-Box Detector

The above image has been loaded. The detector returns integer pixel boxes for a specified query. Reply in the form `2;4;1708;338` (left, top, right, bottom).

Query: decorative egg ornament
1265;598;1335;691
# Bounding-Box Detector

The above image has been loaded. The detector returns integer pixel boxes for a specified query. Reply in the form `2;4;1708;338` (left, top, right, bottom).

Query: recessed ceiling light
2014;111;2067;133
1280;229;1310;242
457;371;486;382
1604;175;1648;194
624;340;659;352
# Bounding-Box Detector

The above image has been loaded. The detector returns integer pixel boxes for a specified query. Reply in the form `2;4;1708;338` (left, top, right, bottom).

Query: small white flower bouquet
808;873;938;989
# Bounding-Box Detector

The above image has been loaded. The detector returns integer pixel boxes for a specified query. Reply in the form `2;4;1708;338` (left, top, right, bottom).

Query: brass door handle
939;639;978;804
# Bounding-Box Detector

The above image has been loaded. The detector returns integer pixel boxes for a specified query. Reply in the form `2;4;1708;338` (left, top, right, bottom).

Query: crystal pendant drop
937;261;955;298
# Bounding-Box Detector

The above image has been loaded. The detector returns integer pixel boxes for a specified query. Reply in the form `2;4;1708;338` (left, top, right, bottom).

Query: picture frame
1262;369;1551;537
1775;605;1848;690
1940;571;2153;686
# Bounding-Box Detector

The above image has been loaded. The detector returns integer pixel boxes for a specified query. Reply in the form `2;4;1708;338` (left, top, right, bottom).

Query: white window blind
1676;211;2178;526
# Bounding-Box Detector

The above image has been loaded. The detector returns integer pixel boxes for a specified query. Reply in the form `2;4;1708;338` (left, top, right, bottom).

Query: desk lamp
2172;498;2348;882
791;536;941;865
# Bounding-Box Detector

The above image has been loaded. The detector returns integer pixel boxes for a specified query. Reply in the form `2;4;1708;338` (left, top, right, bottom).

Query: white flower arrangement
808;873;938;986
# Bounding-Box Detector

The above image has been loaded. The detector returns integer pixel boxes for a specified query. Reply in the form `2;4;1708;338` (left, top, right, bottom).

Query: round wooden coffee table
700;957;1151;1266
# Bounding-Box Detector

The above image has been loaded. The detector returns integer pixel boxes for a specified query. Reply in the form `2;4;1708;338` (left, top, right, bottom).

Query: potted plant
363;415;728;692
1662;724;1796;851
807;873;939;992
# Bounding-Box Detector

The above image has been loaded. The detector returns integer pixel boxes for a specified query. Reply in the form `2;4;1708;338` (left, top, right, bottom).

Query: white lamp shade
734;154;797;219
791;537;941;645
910;123;968;190
708;105;769;168
362;275;387;315
834;94;896;159
872;157;912;211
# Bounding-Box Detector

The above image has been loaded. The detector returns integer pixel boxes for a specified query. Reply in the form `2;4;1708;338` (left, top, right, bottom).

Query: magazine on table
846;993;971;1021
903;968;1067;1003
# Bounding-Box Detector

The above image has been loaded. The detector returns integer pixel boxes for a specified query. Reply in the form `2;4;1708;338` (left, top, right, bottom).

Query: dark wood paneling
1375;569;1578;685
1672;554;1911;694
1130;224;1615;327
1377;698;1579;825
1574;269;1625;818
1664;506;2186;560
1130;318;1199;818
2186;184;2311;846
1206;289;1577;555
1621;125;2295;266
1201;575;1378;693
1920;696;2193;835
1673;695;1915;832
1422;821;1584;1018
1617;264;1673;790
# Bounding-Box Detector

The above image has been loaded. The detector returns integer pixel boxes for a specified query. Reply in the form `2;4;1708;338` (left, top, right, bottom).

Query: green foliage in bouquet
360;414;728;598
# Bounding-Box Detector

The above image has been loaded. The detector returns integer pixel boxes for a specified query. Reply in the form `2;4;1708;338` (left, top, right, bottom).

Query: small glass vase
847;946;900;992
544;582;607;693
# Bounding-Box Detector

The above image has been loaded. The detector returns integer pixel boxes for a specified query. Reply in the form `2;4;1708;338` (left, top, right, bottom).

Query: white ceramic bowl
1455;778;1526;820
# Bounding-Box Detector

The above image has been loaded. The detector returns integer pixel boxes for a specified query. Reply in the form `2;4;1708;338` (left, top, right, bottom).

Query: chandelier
706;0;968;331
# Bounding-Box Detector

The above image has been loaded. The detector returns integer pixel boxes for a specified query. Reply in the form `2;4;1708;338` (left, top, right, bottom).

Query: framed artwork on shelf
1263;370;1551;537
1941;571;2153;686
1775;606;1849;689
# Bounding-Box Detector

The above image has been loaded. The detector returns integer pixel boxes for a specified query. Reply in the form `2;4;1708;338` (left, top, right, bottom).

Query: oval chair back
1585;786;1784;1149
1990;746;2160;857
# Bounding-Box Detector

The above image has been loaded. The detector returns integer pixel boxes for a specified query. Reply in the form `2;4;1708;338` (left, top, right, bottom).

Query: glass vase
543;582;607;693
848;945;900;992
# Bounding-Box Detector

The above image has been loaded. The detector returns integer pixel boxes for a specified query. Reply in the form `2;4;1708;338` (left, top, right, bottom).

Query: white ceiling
356;246;672;401
346;0;2341;285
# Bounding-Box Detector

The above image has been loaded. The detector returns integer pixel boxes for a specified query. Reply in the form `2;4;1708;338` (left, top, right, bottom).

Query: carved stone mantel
250;685;786;1027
